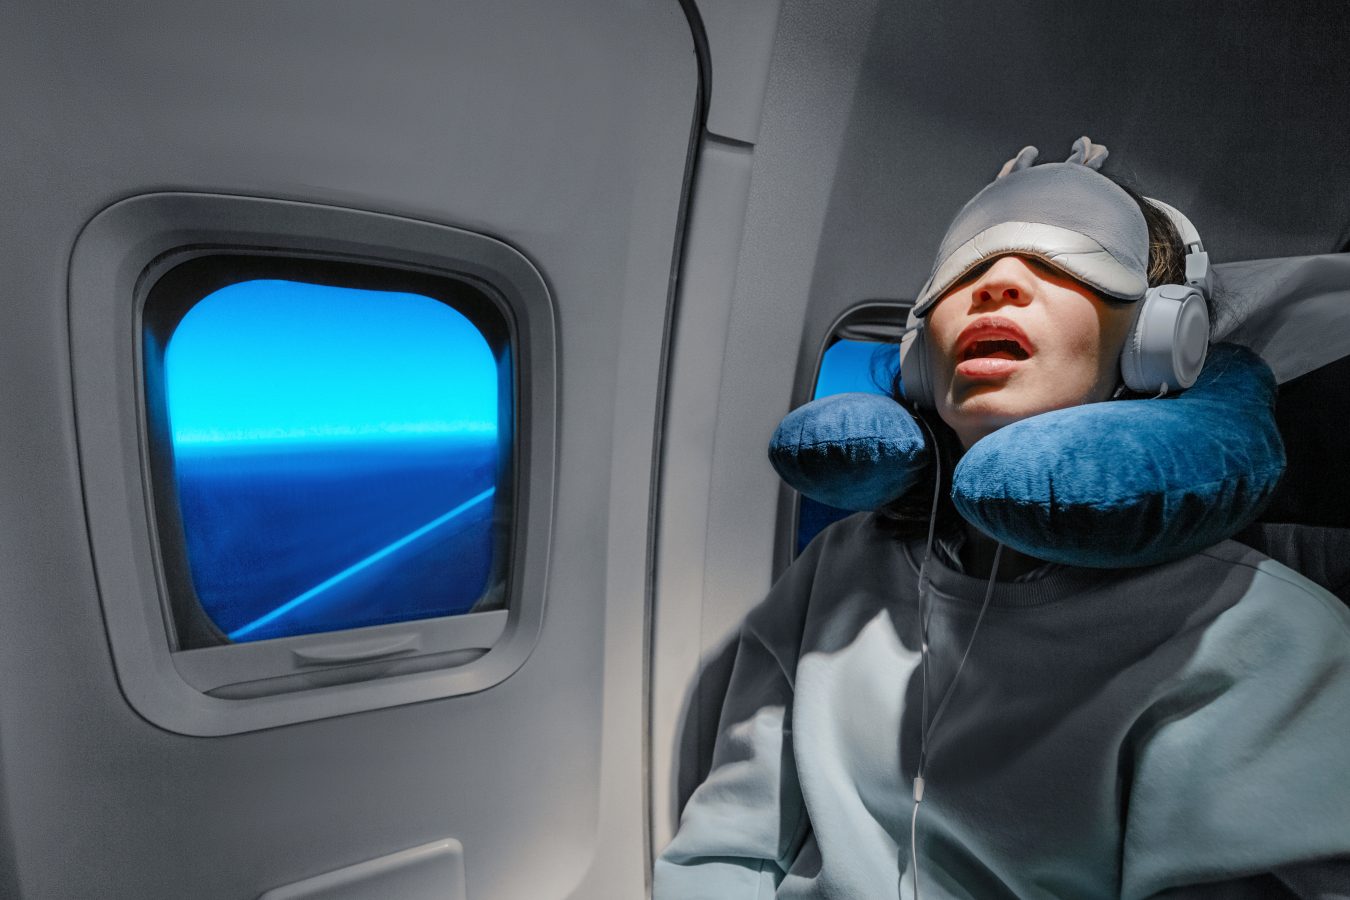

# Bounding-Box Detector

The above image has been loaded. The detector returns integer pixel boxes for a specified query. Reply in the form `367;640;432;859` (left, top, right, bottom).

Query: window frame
69;193;557;735
782;300;912;563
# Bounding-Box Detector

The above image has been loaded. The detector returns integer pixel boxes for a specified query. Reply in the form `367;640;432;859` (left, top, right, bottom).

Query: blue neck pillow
768;343;1286;568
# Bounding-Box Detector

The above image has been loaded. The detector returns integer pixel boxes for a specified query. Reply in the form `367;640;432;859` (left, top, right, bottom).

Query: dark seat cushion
1239;352;1350;605
1259;354;1350;529
1235;522;1350;604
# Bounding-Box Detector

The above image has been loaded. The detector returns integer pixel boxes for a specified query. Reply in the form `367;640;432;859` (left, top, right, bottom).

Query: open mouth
953;319;1035;380
960;339;1031;362
953;317;1036;370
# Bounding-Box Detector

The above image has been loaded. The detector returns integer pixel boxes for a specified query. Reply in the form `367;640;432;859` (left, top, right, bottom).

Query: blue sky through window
798;338;899;554
813;338;898;400
163;278;504;643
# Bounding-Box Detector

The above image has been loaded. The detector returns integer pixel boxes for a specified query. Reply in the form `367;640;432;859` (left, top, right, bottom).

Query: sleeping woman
652;138;1350;899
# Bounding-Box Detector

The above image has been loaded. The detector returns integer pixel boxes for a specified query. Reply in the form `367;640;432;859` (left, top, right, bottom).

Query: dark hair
874;170;1189;541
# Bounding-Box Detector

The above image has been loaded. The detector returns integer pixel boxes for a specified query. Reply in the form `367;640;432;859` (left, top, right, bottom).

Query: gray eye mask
912;137;1149;317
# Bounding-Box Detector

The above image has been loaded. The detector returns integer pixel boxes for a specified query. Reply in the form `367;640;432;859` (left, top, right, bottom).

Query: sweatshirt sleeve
652;543;820;900
1122;561;1350;900
1145;858;1350;899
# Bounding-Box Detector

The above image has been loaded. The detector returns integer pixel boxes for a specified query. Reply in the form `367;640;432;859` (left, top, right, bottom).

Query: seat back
1237;353;1350;604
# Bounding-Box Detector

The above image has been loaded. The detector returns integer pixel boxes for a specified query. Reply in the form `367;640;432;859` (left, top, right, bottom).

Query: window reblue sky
813;338;899;400
165;280;498;445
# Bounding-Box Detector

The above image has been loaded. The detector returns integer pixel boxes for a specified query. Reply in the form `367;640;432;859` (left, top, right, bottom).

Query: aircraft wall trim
256;837;466;900
695;0;783;145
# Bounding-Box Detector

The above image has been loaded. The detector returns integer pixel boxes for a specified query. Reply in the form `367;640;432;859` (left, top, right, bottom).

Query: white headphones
900;199;1211;408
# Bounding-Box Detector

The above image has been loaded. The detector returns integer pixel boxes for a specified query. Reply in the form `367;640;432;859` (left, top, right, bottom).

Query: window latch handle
291;634;422;666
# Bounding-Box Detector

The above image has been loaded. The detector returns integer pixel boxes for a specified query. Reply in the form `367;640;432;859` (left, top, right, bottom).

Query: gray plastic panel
69;193;557;736
257;839;465;900
699;0;783;144
687;0;882;655
649;139;755;850
649;0;884;854
175;611;509;695
2;1;697;896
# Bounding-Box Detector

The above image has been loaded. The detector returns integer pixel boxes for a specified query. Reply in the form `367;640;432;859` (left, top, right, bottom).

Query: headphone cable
909;418;1003;900
912;542;1002;900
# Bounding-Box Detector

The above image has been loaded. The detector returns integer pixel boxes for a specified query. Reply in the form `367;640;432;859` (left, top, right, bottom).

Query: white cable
910;414;943;900
912;415;945;766
910;780;923;900
910;521;1004;900
923;542;1002;755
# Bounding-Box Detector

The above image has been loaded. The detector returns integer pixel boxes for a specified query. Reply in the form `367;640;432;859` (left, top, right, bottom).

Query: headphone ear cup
1120;284;1210;393
900;324;935;409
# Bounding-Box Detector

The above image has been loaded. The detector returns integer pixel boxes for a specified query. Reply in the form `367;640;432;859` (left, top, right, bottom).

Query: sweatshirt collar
903;537;1107;608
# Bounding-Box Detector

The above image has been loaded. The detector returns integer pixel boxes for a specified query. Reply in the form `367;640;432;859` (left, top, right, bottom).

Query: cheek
1083;303;1136;372
1054;303;1127;371
1059;305;1106;356
924;308;963;371
1044;303;1134;405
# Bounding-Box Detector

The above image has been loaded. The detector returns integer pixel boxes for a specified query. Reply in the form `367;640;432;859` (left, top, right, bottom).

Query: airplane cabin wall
651;0;885;848
0;3;697;898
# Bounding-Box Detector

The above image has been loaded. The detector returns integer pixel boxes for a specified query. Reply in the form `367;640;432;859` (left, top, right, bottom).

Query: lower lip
955;357;1026;379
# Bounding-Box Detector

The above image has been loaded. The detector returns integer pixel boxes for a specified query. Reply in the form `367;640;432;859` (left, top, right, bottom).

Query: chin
943;389;1080;444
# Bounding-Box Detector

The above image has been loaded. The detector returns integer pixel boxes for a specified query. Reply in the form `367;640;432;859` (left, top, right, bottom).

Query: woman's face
924;254;1137;448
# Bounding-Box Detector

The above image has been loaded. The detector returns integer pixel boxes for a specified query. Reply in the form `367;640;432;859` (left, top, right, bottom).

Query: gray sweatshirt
654;513;1350;899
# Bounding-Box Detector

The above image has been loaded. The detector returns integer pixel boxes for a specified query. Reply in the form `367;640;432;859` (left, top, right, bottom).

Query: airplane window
145;259;513;647
796;338;900;554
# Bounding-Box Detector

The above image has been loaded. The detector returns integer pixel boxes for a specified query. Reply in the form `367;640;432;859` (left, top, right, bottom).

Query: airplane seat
1235;352;1350;605
1235;523;1350;604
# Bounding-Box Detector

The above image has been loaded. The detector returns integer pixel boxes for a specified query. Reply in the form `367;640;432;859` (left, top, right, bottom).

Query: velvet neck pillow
768;343;1285;568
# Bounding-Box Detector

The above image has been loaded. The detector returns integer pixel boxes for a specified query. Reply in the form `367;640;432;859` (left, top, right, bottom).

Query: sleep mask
911;137;1150;317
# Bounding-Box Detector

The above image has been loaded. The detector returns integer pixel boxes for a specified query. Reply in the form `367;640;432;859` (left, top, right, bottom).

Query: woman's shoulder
1140;538;1350;696
1195;538;1350;632
796;510;922;597
742;512;905;654
1124;540;1350;895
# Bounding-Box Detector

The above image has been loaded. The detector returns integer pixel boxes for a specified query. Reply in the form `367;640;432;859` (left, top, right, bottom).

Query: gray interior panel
698;0;784;144
0;2;697;898
649;139;757;848
650;0;884;844
256;839;466;900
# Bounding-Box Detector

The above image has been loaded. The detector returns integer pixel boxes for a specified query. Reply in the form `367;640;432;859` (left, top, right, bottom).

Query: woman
653;140;1350;899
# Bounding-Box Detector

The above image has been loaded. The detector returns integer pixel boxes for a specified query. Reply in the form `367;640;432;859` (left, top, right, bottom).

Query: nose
969;255;1036;308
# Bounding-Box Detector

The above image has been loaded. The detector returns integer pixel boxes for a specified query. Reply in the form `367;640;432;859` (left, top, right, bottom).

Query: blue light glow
161;277;507;644
799;337;899;554
165;280;497;445
813;339;898;400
